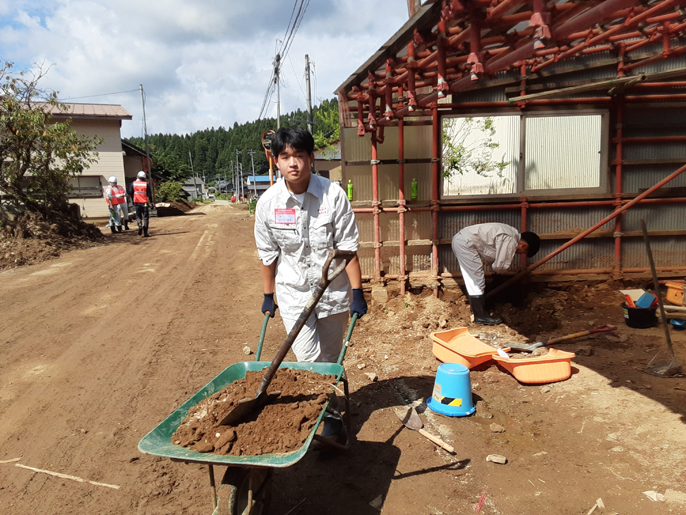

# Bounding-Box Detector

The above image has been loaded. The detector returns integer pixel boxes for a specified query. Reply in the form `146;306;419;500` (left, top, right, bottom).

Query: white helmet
108;176;117;183
137;171;147;179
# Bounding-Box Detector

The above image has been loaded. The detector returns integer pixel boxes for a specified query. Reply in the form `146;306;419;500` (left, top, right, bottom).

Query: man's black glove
350;288;367;318
261;293;278;317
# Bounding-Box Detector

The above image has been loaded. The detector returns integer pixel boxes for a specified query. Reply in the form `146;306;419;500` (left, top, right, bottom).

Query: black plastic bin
622;303;657;329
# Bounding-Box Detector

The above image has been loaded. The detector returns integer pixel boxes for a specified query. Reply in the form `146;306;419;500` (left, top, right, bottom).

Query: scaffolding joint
370;159;382;165
613;232;623;238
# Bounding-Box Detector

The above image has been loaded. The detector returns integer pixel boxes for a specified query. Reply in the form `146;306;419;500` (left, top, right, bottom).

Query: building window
442;111;608;198
68;176;103;198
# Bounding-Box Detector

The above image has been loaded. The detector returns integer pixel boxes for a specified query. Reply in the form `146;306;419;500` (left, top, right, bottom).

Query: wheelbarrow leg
342;372;352;445
215;467;272;515
208;465;218;510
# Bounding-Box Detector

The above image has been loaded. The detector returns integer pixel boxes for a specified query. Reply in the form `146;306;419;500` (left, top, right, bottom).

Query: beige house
46;103;133;219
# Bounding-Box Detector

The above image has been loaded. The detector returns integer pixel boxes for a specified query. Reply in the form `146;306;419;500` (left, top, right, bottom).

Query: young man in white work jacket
452;223;540;325
254;127;367;364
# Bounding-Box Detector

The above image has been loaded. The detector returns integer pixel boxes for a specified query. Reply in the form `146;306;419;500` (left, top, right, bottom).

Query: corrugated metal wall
342;52;686;280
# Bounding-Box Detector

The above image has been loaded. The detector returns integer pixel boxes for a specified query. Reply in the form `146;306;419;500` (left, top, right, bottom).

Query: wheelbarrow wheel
216;467;272;515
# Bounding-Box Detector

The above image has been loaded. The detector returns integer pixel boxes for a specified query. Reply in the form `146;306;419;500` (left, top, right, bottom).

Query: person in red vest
105;176;122;234
127;171;155;237
115;181;130;231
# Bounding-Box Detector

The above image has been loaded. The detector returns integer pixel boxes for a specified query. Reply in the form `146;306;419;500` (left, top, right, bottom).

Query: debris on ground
0;210;103;270
155;200;195;217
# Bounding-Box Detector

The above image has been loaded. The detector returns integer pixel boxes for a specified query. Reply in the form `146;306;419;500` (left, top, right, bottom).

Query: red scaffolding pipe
614;101;624;276
486;162;686;300
432;106;439;296
371;132;381;280
398;119;406;296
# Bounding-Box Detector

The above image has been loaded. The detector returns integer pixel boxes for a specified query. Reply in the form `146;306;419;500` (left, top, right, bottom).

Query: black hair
521;231;541;258
270;126;315;156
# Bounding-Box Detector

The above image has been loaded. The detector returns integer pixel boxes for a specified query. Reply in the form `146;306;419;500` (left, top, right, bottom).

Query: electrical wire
288;53;306;98
58;88;139;101
258;0;311;121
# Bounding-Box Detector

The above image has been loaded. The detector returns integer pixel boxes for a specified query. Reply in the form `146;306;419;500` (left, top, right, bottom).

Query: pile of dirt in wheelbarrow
172;368;336;456
0;210;103;270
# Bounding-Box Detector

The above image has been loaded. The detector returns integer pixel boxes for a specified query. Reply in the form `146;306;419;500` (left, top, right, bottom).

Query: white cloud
1;0;408;138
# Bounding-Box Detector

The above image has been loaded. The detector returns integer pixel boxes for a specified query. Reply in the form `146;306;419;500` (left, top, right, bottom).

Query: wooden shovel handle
418;428;455;454
545;325;617;345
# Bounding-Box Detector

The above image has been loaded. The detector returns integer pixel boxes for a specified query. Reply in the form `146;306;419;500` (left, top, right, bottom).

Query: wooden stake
15;464;120;490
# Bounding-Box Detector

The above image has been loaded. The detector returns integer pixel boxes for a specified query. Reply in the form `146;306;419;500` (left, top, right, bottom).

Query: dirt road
1;203;686;514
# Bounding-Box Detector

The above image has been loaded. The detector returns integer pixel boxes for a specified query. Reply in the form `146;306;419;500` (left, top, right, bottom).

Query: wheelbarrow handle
254;312;271;361
336;313;359;365
256;250;357;397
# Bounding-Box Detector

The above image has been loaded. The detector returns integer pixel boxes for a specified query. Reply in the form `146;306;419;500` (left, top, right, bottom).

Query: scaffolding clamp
370;159;382;165
397;158;405;164
373;242;383;249
430;157;441;163
372;200;383;214
613;232;623;238
430;200;440;211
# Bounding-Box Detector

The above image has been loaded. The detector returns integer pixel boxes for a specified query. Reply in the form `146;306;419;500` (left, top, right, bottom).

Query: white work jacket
254;174;360;320
457;223;520;274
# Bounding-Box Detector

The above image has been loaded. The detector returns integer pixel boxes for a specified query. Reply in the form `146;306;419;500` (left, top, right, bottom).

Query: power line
58;88;139;101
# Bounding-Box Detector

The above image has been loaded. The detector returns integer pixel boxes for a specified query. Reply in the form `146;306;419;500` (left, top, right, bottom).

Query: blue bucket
426;363;475;417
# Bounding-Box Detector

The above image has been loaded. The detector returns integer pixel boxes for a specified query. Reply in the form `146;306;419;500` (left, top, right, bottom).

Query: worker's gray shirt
254;174;360;320
455;223;520;274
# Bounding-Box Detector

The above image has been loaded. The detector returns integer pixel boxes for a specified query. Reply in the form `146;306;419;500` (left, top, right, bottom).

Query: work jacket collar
278;173;322;204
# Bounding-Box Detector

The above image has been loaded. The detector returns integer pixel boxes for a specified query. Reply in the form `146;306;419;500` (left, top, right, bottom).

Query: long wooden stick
15;463;121;490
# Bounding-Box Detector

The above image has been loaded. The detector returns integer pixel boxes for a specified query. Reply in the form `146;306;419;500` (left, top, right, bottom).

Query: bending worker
452;223;540;325
105;176;122;234
128;171;154;237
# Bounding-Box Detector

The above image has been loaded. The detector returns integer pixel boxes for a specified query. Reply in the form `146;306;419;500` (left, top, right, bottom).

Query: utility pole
305;55;313;133
189;151;198;200
274;54;281;129
140;84;155;204
248;150;258;197
235;149;242;200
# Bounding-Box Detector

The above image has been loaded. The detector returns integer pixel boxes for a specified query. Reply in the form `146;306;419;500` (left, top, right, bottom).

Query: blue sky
0;1;408;138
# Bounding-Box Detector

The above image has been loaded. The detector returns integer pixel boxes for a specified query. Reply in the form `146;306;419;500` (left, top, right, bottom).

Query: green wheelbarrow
139;250;359;515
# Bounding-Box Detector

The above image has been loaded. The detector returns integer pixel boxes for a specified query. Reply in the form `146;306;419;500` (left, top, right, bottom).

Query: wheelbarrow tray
138;360;344;469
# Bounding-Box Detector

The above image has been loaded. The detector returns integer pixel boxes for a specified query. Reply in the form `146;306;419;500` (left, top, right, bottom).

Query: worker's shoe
110;226;116;234
469;295;502;325
138;226;143;236
143;228;150;238
117;226;123;233
124;223;130;231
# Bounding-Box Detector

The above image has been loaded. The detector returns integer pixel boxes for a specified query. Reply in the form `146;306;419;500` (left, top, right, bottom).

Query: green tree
442;117;508;179
0;61;102;218
156;181;184;202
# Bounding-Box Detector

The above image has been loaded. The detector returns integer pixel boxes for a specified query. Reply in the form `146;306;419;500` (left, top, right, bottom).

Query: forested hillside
126;98;339;182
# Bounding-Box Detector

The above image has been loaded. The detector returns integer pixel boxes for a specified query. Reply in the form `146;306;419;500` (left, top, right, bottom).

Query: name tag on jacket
274;208;296;225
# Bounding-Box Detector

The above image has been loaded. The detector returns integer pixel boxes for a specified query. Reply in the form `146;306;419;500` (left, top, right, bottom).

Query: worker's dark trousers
134;205;149;228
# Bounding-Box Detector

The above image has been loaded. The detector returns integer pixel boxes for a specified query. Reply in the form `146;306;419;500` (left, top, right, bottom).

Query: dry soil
1;202;686;514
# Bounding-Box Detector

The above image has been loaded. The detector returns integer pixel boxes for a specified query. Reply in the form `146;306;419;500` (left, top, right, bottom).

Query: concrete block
371;286;388;305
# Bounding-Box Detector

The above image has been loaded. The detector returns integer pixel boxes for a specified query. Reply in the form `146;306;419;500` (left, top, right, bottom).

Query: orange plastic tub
430;328;502;369
492;348;575;384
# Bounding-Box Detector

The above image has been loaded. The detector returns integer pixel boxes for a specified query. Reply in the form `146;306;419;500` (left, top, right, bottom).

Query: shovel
219;249;357;426
395;406;455;454
641;220;682;377
506;325;617;353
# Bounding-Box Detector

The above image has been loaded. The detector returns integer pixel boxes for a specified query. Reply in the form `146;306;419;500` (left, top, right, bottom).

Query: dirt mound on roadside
0;210;103;270
172;368;336;456
155;200;195;217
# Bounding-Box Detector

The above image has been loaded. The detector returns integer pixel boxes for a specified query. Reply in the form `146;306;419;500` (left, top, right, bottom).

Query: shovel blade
218;390;282;426
219;396;260;426
395;406;423;431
